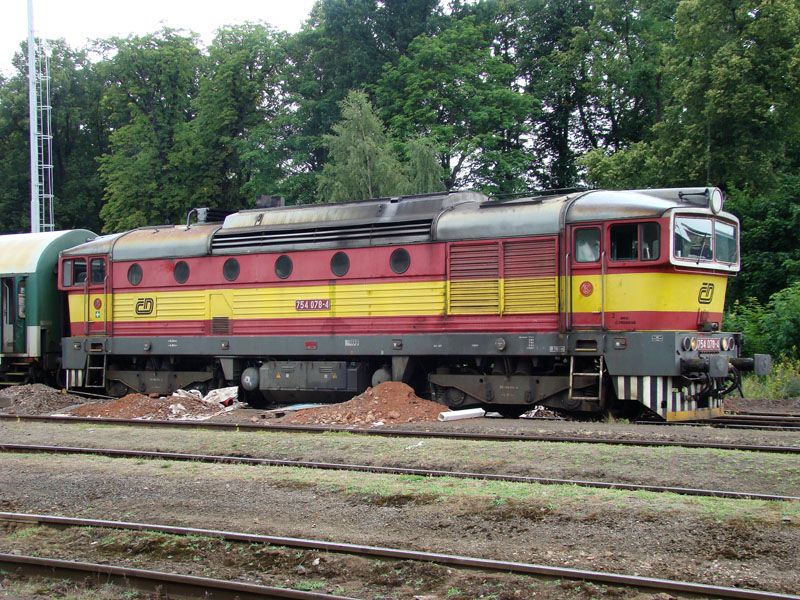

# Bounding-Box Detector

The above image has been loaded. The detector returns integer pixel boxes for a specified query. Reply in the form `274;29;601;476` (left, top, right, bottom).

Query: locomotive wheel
443;387;469;409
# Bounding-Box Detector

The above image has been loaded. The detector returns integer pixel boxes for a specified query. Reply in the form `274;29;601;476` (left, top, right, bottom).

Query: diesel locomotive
0;187;770;420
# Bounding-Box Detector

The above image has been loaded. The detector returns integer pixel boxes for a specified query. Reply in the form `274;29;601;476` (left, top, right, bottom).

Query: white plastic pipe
438;408;486;422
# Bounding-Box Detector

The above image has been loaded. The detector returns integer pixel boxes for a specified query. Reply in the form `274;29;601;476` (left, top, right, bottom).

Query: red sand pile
280;382;445;426
69;393;224;420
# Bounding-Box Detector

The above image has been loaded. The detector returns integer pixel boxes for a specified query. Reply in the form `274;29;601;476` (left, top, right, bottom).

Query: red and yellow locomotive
58;187;770;420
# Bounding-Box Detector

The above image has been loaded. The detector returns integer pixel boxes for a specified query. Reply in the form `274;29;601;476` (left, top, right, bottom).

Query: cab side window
611;222;660;262
610;224;638;261
575;228;600;262
62;259;87;286
90;259;106;284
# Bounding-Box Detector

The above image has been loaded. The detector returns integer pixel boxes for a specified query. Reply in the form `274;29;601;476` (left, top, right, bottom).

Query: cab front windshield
673;216;738;265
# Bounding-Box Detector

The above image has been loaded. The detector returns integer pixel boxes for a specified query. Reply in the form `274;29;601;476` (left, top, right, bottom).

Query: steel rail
2;443;796;502
1;512;797;600
0;552;354;599
1;414;797;454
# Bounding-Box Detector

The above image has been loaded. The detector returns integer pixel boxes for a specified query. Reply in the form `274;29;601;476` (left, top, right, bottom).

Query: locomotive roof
60;187;730;261
435;187;728;240
0;230;96;275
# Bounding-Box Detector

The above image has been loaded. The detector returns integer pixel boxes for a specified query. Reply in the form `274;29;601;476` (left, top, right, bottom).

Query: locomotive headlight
709;188;724;214
721;337;729;351
682;336;698;352
728;337;736;351
690;337;698;351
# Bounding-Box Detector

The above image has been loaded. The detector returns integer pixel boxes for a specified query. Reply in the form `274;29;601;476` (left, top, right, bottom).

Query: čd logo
698;283;715;304
135;297;155;315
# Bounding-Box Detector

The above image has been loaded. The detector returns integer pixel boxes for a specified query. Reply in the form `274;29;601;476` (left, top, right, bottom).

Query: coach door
567;225;604;330
1;277;27;354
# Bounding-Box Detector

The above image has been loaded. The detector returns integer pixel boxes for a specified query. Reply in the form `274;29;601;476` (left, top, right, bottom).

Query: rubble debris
0;384;87;415
438;407;486;421
279;382;446;426
68;387;240;421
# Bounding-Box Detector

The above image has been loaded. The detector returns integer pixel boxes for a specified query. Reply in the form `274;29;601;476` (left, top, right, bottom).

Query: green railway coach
0;230;95;385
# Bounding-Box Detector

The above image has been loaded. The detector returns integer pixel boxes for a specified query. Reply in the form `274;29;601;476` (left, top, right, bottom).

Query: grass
742;356;800;399
7;452;797;528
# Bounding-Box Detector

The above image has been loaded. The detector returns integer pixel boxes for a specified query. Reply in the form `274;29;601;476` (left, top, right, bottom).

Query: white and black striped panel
67;369;84;388
614;375;671;416
615;376;722;418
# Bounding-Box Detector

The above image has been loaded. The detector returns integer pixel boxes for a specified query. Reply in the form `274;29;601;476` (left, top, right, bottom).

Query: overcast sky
2;0;318;75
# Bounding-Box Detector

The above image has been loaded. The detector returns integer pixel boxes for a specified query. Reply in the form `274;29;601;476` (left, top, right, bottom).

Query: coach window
331;251;350;277
127;263;143;286
90;259;106;284
174;261;190;284
575;228;600;262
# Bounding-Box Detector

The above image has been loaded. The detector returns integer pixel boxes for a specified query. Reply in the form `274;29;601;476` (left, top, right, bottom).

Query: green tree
583;0;800;192
169;23;289;211
317;91;409;201
377;17;534;194
97;29;203;232
0;40;106;233
280;0;441;203
726;176;800;303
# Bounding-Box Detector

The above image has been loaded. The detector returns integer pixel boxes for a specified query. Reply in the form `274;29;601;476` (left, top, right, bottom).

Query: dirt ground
1;384;798;597
1;420;798;497
0;451;797;598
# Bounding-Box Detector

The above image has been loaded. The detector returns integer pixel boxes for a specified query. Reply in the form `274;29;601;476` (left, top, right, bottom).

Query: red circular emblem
579;281;594;297
93;298;102;309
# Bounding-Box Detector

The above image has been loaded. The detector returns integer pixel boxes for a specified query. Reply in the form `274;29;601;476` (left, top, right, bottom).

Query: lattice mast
27;0;54;233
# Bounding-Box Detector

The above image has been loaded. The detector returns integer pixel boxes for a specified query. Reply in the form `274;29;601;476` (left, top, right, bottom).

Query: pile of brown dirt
69;393;226;421
0;384;87;415
279;382;446;426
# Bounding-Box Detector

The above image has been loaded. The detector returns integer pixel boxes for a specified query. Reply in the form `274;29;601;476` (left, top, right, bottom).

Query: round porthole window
127;263;143;286
275;255;293;279
223;258;240;282
174;261;190;284
330;252;349;277
390;248;411;274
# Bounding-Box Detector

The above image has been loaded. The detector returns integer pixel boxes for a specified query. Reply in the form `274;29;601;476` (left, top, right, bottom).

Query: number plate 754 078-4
698;338;720;353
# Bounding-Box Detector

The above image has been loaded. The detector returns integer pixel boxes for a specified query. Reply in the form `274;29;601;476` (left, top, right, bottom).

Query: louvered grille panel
503;239;558;277
211;317;230;334
212;219;432;250
448;243;500;314
503;238;559;314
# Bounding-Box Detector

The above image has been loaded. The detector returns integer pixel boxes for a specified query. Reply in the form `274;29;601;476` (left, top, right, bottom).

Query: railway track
0;553;353;599
2;413;797;454
2;442;796;502
709;414;800;430
1;512;797;600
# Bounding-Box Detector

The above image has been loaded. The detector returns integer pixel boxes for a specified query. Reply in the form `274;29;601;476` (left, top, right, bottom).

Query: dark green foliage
726;281;800;359
97;29;204;232
377;16;534;193
317;91;445;201
726;177;800;304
